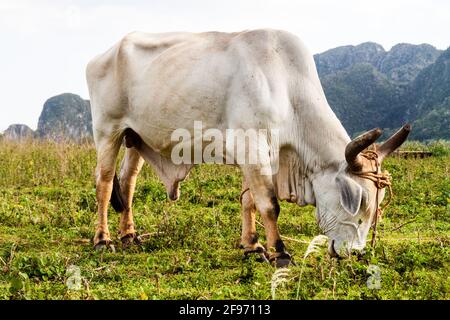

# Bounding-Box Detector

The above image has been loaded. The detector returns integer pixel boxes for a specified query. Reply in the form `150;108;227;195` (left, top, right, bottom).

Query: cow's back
86;29;329;152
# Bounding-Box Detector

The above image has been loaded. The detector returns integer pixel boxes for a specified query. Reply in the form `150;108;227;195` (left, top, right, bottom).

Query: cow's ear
336;175;362;216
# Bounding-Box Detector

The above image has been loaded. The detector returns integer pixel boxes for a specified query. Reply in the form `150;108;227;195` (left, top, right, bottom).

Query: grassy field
0;140;448;300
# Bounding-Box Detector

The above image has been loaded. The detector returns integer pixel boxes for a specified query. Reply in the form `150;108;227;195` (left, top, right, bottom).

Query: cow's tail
110;173;127;212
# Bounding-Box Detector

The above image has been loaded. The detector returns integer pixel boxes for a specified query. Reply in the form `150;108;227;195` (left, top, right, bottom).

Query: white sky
0;0;449;132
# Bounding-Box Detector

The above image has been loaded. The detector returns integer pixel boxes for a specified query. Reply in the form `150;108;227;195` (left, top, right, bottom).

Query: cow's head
313;124;411;257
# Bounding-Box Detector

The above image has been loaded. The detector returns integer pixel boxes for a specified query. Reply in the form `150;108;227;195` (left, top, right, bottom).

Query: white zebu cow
86;29;410;266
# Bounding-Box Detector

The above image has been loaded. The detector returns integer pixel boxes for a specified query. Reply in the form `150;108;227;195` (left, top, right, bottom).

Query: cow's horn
345;128;382;171
378;124;411;162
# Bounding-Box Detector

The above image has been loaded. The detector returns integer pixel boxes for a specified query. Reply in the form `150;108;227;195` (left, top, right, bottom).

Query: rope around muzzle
351;150;393;247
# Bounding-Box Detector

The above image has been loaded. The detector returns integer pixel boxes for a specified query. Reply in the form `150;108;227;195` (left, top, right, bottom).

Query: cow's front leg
240;179;269;262
118;147;145;247
241;165;292;268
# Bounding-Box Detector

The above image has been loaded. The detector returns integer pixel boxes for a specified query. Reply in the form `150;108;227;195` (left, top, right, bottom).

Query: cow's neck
273;108;350;206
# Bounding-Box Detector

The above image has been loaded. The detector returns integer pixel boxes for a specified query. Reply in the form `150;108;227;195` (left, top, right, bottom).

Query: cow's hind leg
117;147;145;247
93;137;122;251
241;165;292;268
240;178;269;263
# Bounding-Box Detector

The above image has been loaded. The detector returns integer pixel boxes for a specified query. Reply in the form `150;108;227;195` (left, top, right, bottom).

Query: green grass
400;140;450;156
0;141;448;300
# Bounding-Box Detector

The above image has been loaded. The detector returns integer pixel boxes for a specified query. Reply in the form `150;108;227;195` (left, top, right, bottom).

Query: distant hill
320;63;402;135
3;124;34;141
315;42;386;76
402;48;450;140
36;93;93;141
379;43;441;84
314;42;448;140
315;42;441;82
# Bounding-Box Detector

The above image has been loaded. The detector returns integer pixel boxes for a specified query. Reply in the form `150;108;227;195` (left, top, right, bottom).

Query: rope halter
350;150;393;247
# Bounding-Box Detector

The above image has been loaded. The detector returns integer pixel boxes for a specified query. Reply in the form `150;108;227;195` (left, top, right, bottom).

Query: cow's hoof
269;252;293;268
93;240;116;253
243;245;270;264
120;233;142;248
